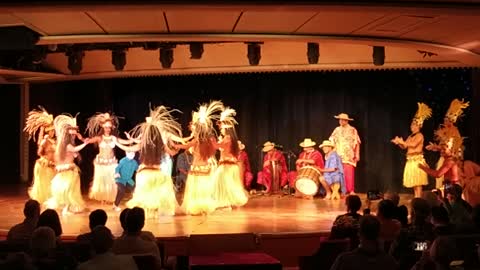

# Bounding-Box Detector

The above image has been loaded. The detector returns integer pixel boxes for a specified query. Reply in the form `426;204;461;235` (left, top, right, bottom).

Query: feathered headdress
129;106;184;153
445;99;469;123
86;112;119;137
218;107;238;129
412;102;432;127
54;114;78;139
24;106;54;141
192;100;224;140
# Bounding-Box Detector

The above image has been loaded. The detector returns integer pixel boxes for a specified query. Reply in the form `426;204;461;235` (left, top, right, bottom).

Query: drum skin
295;166;322;196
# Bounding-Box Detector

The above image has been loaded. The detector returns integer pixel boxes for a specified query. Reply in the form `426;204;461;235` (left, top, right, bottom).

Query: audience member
77;226;138;270
377;200;401;242
37;209;62;239
112;207;161;267
7;200;41;242
30;226;58;270
443;184;472;229
330;215;399;270
471;204;480;232
330;195;362;248
119;208;155;242
385;192;408;227
411;237;457;270
430;206;455;236
390;198;434;270
77;209;108;242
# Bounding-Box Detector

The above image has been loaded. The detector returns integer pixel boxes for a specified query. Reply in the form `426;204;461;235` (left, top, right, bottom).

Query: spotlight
159;45;175;68
189;43;204;59
111;48;127;71
307;42;319;64
372;46;385;66
66;49;84;75
247;43;261;66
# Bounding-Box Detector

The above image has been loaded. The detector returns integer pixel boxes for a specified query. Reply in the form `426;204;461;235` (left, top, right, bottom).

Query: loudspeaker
0;26;40;50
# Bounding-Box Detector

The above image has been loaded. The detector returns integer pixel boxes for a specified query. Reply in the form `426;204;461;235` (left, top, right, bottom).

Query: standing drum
295;166;322;196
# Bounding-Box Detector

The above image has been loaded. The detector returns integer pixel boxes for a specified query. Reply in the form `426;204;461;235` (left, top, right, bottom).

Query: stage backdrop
23;69;476;193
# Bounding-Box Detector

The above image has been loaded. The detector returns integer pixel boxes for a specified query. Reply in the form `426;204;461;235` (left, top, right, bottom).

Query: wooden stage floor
0;186;413;238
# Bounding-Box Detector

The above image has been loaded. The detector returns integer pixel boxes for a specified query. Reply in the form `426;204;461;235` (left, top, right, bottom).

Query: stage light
159;45;175;69
111;48;127;71
307;42;319;64
372;46;385;66
66;49;84;75
189;43;204;59
247;43;261;66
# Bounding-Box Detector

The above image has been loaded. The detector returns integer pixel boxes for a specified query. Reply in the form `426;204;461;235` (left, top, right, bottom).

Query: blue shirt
115;157;139;186
324;151;346;194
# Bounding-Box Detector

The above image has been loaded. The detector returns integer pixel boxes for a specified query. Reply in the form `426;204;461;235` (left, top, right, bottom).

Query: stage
0;186;413;238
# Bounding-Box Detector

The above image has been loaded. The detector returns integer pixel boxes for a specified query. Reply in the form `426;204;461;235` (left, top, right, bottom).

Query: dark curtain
28;69;476;193
0;84;20;183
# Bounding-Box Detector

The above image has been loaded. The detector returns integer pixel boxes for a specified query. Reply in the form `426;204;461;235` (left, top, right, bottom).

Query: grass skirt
45;165;85;213
212;161;248;208
126;168;177;216
403;154;428;188
28;157;55;204
182;165;216;215
89;162;117;202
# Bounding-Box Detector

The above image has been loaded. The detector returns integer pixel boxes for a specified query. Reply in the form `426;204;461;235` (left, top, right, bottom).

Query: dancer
329;113;361;194
319;140;346;200
115;106;184;217
237;141;253;190
24;107;56;204
113;151;138;211
419;138;460;189
459;160;480;206
177;101;223;215
426;99;468;189
212;107;248;209
391;103;432;198
288;138;324;199
86;113;132;203
257;141;288;194
45;114;91;215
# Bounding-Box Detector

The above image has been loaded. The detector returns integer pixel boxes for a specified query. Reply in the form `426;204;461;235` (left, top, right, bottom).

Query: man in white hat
237;141;253;189
329;113;361;194
288;138;325;198
257;141;288;194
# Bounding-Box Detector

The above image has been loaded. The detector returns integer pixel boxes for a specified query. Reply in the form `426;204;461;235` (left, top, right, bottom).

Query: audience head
24;200;41;221
126;207;145;234
346;195;362;214
37;209;62;237
91;225;114;255
384;192;400;206
119;208;131;232
397;205;409;227
411;198;431;224
431;206;450;225
31;227;56;258
446;184;463;202
89;209;108;230
422;191;441;208
377;199;396;220
472;204;480;227
430;237;456;266
358;215;381;242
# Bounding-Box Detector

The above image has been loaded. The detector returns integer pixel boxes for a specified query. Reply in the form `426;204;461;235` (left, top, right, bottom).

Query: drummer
319;140;346;200
289;138;325;199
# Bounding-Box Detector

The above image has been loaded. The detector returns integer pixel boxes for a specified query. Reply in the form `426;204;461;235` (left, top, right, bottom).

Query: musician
257;141;288;194
329;113;361;195
319;140;346;200
237;141;253;189
175;147;193;192
288;138;324;199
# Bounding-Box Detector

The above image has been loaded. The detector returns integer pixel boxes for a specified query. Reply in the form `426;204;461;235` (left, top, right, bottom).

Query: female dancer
45;114;91;215
177;101;223;215
392;103;432;198
24;107;56;203
212;107;248;210
86;112;132;203
426;99;468;189
115;106;184;217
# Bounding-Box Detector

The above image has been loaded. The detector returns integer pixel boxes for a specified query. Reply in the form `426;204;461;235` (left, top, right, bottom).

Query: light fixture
247;43;261;66
307;43;319;64
189;43;204;59
111;48;127;71
372;46;385;66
